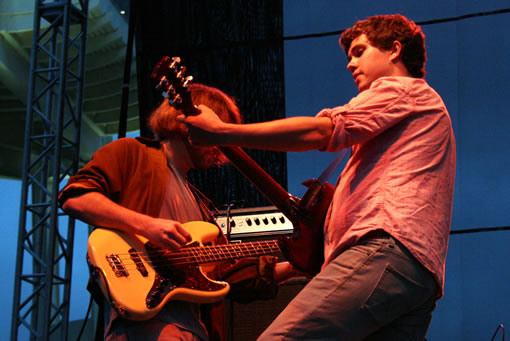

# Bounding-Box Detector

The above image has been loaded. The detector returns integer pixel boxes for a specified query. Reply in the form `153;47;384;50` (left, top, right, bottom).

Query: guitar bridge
106;254;129;277
129;248;148;277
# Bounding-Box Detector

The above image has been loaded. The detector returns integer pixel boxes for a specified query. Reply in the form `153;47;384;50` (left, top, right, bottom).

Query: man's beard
190;146;227;170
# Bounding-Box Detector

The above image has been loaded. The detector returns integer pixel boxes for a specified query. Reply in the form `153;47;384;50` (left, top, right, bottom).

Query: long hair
340;14;427;78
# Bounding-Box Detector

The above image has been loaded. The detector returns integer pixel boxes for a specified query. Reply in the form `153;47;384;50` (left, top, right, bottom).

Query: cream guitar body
87;221;280;321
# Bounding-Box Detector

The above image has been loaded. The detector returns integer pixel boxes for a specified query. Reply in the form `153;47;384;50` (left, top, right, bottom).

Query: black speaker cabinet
224;277;308;341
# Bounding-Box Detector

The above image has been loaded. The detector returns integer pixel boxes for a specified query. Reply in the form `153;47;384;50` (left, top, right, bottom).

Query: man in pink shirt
181;14;456;341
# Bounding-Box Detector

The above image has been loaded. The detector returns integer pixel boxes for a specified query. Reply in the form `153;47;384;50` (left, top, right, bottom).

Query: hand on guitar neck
176;104;227;147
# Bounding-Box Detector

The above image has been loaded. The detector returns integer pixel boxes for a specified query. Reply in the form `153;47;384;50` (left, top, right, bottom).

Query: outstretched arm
178;105;333;152
62;191;192;251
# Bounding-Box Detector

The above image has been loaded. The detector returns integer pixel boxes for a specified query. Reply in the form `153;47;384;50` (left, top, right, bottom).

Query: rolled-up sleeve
316;78;415;152
317;107;348;152
58;139;129;207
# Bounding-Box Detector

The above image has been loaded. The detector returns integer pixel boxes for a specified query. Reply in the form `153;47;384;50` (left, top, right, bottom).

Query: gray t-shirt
153;161;209;340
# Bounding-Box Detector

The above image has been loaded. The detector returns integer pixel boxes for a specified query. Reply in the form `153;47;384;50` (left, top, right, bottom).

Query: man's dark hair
340;14;427;78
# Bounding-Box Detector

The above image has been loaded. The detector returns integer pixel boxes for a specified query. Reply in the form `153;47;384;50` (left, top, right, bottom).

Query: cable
224;203;234;241
491;324;505;341
417;8;510;26
75;294;94;341
450;226;510;235
176;7;510;52
283;8;510;41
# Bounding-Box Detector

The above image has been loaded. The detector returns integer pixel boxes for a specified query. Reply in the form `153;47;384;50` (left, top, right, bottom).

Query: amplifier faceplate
215;206;293;237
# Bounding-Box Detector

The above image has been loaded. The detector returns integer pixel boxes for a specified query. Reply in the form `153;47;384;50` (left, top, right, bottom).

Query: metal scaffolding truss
10;0;89;340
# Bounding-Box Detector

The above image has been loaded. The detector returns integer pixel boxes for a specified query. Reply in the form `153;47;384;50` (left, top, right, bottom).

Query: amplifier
215;206;293;238
216;207;307;340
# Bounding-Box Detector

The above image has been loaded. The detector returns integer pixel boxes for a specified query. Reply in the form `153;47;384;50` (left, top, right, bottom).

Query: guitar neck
219;146;294;212
173;240;280;265
151;57;326;276
150;57;294;216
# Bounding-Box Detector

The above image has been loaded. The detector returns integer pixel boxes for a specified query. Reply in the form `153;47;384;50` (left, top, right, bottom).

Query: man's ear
390;40;403;63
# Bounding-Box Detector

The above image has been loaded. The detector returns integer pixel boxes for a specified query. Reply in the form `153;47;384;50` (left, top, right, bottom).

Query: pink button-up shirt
317;77;456;296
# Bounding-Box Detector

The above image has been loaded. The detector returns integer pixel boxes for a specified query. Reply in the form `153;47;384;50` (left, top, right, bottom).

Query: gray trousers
258;231;438;341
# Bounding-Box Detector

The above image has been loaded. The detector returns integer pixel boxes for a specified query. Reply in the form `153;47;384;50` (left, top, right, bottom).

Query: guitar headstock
151;56;199;115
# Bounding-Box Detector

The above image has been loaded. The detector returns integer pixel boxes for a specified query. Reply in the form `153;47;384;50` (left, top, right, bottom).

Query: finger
165;232;188;248
164;238;182;252
176;224;192;243
197;104;215;116
176;114;186;123
165;226;191;246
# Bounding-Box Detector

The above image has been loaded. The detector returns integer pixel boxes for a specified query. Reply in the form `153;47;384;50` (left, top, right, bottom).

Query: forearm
217;116;333;152
61;191;150;236
182;107;334;152
62;191;192;250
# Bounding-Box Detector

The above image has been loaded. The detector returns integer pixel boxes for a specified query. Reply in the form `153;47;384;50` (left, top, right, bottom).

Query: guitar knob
245;218;252;226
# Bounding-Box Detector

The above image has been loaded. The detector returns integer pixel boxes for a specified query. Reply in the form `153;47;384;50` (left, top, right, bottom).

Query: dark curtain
134;0;286;209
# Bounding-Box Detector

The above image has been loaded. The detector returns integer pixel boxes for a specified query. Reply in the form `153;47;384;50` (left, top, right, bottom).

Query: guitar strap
318;148;350;185
188;182;221;225
187;182;230;244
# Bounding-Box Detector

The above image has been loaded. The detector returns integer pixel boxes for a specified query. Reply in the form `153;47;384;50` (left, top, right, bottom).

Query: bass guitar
87;221;281;321
151;56;335;276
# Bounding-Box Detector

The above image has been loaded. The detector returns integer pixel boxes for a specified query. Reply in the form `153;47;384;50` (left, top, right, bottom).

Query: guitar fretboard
151;240;280;266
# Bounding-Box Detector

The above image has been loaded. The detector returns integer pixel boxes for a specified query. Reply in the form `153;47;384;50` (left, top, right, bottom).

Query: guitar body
87;221;229;321
279;180;335;276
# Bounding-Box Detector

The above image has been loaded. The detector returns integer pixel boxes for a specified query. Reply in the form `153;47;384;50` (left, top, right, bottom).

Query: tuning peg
170;94;183;107
176;67;187;80
169;57;181;69
163;86;176;99
183;75;193;87
154;77;168;91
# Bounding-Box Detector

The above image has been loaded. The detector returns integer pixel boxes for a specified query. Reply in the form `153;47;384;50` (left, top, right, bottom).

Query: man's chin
194;157;227;170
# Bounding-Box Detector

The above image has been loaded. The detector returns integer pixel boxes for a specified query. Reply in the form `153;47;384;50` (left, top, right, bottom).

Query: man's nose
347;60;356;72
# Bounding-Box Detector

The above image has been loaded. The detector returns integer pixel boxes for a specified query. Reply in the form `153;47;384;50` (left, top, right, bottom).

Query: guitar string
136;240;281;262
106;241;281;269
120;243;281;265
106;248;282;271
